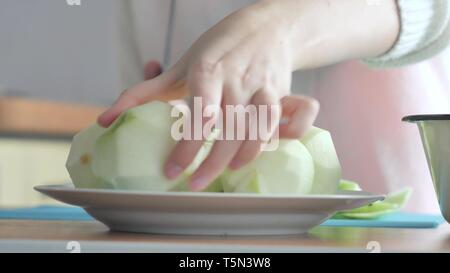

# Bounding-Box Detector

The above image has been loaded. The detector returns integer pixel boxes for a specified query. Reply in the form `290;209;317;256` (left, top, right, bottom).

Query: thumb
97;69;184;128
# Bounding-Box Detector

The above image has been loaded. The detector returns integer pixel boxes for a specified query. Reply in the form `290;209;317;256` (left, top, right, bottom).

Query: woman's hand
98;0;399;190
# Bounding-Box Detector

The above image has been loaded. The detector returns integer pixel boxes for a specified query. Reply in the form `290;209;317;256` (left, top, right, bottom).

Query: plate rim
34;183;385;201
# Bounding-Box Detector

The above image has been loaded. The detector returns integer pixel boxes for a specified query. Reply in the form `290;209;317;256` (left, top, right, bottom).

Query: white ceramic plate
35;184;384;235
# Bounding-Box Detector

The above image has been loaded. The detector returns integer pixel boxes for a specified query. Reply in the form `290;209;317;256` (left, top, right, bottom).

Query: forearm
249;0;400;70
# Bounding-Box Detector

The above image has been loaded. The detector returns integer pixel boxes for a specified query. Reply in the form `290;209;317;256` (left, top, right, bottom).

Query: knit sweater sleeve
364;0;450;68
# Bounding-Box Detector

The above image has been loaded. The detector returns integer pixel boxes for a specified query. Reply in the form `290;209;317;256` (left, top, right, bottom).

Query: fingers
164;139;205;179
97;68;181;128
181;94;318;190
186;81;247;191
229;89;281;170
162;60;224;185
278;95;320;139
190;139;242;191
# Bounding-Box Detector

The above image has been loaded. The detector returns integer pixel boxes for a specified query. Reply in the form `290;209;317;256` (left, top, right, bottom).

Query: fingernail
189;177;208;191
229;159;244;170
165;162;183;179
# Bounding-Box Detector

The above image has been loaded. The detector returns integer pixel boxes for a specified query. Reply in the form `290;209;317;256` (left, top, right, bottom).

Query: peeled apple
67;99;342;195
221;140;315;194
220;127;341;195
67;101;210;191
299;127;342;194
66;124;111;189
338;179;362;191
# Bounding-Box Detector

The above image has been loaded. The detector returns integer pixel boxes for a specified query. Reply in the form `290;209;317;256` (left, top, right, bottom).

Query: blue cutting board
0;206;445;228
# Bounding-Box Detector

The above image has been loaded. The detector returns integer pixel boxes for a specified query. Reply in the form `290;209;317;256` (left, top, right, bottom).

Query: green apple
90;101;209;191
221;140;315;194
67;101;215;191
338;179;362;191
300;127;342;194
233;171;261;193
66;124;112;189
169;140;224;192
170;177;224;192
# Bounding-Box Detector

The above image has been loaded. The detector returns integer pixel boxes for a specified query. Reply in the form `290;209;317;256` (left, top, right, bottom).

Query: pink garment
313;57;450;213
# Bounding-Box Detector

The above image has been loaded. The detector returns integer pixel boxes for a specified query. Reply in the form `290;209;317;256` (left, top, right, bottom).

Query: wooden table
1;220;450;252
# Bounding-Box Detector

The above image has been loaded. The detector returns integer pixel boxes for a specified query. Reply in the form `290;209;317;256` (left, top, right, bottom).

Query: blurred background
0;0;449;212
